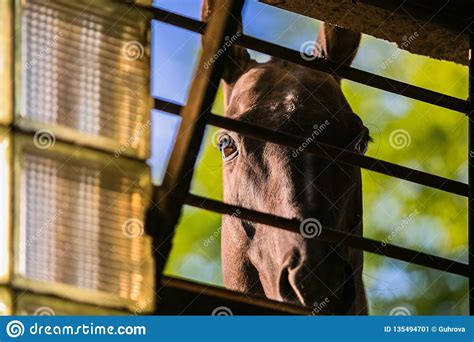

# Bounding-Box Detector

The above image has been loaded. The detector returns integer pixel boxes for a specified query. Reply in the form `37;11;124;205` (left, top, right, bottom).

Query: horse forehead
228;63;346;126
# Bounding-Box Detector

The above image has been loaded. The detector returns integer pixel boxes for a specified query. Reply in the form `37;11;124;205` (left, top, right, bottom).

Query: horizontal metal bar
134;4;205;33
153;98;468;197
157;276;312;315
237;35;468;113
140;5;469;113
208;114;468;197
184;193;469;277
154;98;182;115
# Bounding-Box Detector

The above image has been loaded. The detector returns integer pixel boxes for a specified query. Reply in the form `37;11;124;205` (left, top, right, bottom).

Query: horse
203;0;369;315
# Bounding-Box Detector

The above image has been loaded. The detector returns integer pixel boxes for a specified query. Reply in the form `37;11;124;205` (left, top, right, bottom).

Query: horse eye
218;134;239;161
354;136;369;155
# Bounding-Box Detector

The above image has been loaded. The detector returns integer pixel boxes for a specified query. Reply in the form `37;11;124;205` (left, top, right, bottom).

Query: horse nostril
278;266;300;304
277;247;352;311
277;248;303;304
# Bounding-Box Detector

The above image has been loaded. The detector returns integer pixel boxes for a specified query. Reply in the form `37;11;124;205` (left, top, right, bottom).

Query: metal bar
208;114;468;197
238;35;468;113
468;32;474;316
147;0;246;315
134;4;205;34
184;193;469;277
138;5;469;113
154;98;182;115
157;276;312;315
136;5;468;113
153;98;468;197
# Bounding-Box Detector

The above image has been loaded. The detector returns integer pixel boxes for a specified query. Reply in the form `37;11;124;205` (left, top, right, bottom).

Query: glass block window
14;139;153;311
20;0;151;159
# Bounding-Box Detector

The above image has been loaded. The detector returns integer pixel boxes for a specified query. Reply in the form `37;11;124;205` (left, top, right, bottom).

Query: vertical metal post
147;0;246;314
469;32;474;315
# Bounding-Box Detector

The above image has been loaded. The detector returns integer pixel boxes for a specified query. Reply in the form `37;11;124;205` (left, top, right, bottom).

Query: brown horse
203;1;369;315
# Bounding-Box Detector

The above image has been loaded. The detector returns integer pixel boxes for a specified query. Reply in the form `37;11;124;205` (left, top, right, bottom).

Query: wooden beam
156;276;312;315
261;0;472;65
147;0;247;314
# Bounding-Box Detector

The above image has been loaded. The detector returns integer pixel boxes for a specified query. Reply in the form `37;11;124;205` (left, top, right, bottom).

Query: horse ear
201;0;252;84
316;22;361;67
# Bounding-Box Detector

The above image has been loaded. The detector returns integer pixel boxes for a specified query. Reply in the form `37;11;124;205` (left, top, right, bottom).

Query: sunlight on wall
0;131;11;284
0;0;12;125
0;287;12;315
